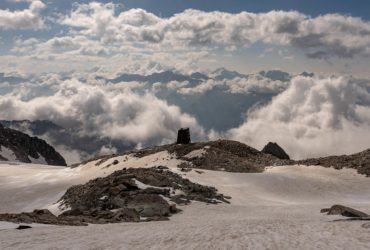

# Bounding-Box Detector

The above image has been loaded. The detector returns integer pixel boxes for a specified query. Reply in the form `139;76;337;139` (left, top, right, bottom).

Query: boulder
321;205;369;218
177;128;191;144
16;225;32;230
262;142;290;160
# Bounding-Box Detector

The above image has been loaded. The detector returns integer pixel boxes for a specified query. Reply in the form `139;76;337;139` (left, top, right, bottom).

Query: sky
1;1;370;163
1;0;370;76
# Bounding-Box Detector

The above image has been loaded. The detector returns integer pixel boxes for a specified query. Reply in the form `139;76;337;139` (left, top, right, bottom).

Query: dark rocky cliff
0;124;67;166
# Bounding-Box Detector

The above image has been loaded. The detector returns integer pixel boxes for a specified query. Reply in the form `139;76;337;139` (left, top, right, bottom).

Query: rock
156;165;169;170
113;160;119;165
126;194;170;217
296;149;370;176
262;142;290;160
321;205;369;218
16;225;32;230
0;209;87;226
0;126;67;166
177;128;191;144
51;167;229;225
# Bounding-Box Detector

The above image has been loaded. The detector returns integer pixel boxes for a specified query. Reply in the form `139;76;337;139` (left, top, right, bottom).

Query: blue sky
3;0;370;18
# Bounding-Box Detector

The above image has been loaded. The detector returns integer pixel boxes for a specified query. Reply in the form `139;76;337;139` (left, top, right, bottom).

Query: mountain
0;120;135;164
259;70;292;81
0;123;67;166
109;70;207;87
212;67;248;80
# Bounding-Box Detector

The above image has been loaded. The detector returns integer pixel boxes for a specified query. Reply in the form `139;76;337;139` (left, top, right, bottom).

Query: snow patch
0;146;17;161
29;154;47;165
184;148;208;159
46;200;70;216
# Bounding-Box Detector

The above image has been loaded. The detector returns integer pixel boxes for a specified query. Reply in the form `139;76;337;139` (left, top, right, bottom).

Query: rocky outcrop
177;128;191;144
262;142;290;160
135;140;293;173
0;167;228;226
0;126;66;166
296;149;370;176
321;205;369;218
0;209;87;226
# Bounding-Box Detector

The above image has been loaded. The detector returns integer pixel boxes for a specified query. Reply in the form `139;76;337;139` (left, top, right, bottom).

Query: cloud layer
55;2;370;59
0;74;205;148
228;75;370;159
2;68;370;162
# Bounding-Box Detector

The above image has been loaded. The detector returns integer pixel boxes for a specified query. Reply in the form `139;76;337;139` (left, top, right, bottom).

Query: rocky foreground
0;167;228;226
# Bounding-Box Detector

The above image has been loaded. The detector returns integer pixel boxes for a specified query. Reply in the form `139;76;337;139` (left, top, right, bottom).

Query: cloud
176;75;289;95
0;75;205;147
2;67;370;161
56;3;370;59
0;0;45;29
228;75;370;159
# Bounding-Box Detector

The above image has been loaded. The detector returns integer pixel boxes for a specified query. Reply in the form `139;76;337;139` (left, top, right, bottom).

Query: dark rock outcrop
0;209;87;226
0;167;230;226
262;142;290;160
321;205;369;218
60;167;229;217
0;125;66;166
296;149;370;176
16;225;32;230
135;140;293;173
177;128;191;144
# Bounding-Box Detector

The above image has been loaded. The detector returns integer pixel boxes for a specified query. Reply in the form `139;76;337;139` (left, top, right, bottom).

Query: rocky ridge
84;139;370;176
0;124;67;166
296;149;370;176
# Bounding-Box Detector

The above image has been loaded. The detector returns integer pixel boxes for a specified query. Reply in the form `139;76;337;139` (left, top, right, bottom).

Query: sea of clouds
1;69;370;163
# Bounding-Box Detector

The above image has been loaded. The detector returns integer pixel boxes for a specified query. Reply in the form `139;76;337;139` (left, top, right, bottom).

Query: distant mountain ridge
107;68;299;84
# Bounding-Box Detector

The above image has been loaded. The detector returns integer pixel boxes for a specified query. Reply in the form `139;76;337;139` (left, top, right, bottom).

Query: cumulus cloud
0;75;205;147
228;75;370;159
0;0;45;29
56;3;370;59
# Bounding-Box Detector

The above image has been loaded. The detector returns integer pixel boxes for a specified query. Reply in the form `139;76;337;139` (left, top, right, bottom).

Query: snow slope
0;152;370;249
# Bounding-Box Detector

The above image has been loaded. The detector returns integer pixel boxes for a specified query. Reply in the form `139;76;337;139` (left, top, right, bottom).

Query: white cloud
0;75;205;146
228;75;370;159
176;75;288;95
0;0;45;29
57;3;370;59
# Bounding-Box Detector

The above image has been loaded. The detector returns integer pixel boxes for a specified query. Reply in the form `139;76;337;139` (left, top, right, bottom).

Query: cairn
177;128;191;144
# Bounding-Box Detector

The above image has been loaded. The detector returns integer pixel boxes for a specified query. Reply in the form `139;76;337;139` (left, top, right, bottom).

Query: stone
262;142;290;160
321;205;369;218
16;225;32;230
177;128;191;144
0;126;67;166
